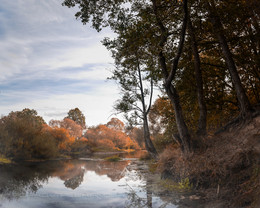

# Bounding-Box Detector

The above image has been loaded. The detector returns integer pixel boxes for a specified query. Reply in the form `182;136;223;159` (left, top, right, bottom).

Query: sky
0;0;123;126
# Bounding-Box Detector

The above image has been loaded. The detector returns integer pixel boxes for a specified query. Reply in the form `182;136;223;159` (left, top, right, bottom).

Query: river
0;151;203;208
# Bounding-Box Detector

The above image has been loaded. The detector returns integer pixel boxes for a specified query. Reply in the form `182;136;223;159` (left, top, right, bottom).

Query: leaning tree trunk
187;15;207;137
207;1;252;118
166;85;192;154
152;0;192;154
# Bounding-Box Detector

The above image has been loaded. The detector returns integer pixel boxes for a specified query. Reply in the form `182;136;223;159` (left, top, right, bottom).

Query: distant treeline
0;108;141;161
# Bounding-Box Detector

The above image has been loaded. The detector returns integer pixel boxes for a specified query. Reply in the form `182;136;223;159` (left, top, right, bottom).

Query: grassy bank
157;115;260;207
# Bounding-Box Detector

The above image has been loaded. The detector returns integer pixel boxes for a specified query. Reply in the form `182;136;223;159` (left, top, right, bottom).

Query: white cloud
0;0;122;126
39;42;113;70
0;0;114;81
0;83;121;126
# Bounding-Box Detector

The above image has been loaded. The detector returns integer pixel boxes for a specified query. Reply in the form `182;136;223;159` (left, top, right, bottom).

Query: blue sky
0;0;120;126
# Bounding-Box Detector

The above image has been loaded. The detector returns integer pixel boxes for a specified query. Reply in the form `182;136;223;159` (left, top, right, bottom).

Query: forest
0;0;259;207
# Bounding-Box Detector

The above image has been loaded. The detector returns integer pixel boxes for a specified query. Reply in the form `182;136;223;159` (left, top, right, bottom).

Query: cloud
0;0;121;125
0;82;121;126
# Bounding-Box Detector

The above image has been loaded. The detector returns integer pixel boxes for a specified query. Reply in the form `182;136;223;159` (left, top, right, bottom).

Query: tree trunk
137;61;157;158
187;15;207;137
166;85;192;154
207;1;253;118
152;0;192;154
143;115;158;159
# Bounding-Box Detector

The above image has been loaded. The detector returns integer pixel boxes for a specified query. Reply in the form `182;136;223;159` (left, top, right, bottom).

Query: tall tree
62;0;193;153
151;0;192;153
187;10;207;137
62;0;260;153
66;108;86;129
206;0;253;118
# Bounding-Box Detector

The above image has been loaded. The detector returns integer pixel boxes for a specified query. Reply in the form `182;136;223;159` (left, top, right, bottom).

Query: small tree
107;52;158;158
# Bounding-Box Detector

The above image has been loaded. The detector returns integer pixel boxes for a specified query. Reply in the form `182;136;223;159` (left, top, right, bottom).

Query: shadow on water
0;151;202;208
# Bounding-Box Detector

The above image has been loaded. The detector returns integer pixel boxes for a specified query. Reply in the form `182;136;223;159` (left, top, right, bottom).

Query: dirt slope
159;114;260;207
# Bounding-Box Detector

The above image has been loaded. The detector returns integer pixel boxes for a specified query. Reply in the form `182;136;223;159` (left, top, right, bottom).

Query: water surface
0;152;190;208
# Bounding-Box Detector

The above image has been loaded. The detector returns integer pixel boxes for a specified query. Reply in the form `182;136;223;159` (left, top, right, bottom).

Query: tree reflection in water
0;162;49;200
0;159;132;200
0;156;179;208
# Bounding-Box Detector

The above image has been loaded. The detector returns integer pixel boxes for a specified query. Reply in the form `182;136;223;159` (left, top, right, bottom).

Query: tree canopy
62;0;259;154
66;107;86;129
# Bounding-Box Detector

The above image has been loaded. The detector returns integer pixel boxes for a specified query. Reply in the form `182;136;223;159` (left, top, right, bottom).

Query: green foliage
177;178;193;190
160;178;193;192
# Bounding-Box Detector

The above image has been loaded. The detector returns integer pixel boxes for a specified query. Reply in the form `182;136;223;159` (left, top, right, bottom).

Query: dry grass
158;115;260;207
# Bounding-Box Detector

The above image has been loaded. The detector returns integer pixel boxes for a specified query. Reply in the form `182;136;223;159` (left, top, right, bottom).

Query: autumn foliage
0;110;140;160
0;109;90;160
86;118;140;151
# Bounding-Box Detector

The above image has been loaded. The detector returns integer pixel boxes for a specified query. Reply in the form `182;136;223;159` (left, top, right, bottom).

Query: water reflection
0;153;179;208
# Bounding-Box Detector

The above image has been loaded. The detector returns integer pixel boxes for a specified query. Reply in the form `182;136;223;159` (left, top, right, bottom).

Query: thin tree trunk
187;15;207;137
137;61;157;158
207;1;253;118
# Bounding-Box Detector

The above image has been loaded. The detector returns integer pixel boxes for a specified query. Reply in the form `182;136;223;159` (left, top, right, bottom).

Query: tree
187;11;207;137
151;0;194;153
0;108;58;159
62;0;192;153
106;118;124;131
85;119;139;151
42;125;74;153
50;118;83;139
205;0;253;118
126;127;145;149
62;0;260;154
66;108;86;129
106;42;158;157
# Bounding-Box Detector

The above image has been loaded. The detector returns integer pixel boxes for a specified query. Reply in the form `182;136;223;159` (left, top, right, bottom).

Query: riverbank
157;114;260;207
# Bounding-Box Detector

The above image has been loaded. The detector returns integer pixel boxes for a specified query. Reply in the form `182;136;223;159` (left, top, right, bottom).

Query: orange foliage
49;118;83;139
42;124;75;152
85;118;140;150
106;118;124;131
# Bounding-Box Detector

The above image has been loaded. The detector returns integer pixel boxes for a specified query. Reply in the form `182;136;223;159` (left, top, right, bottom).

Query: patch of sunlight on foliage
160;178;193;192
0;155;12;164
104;155;121;162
